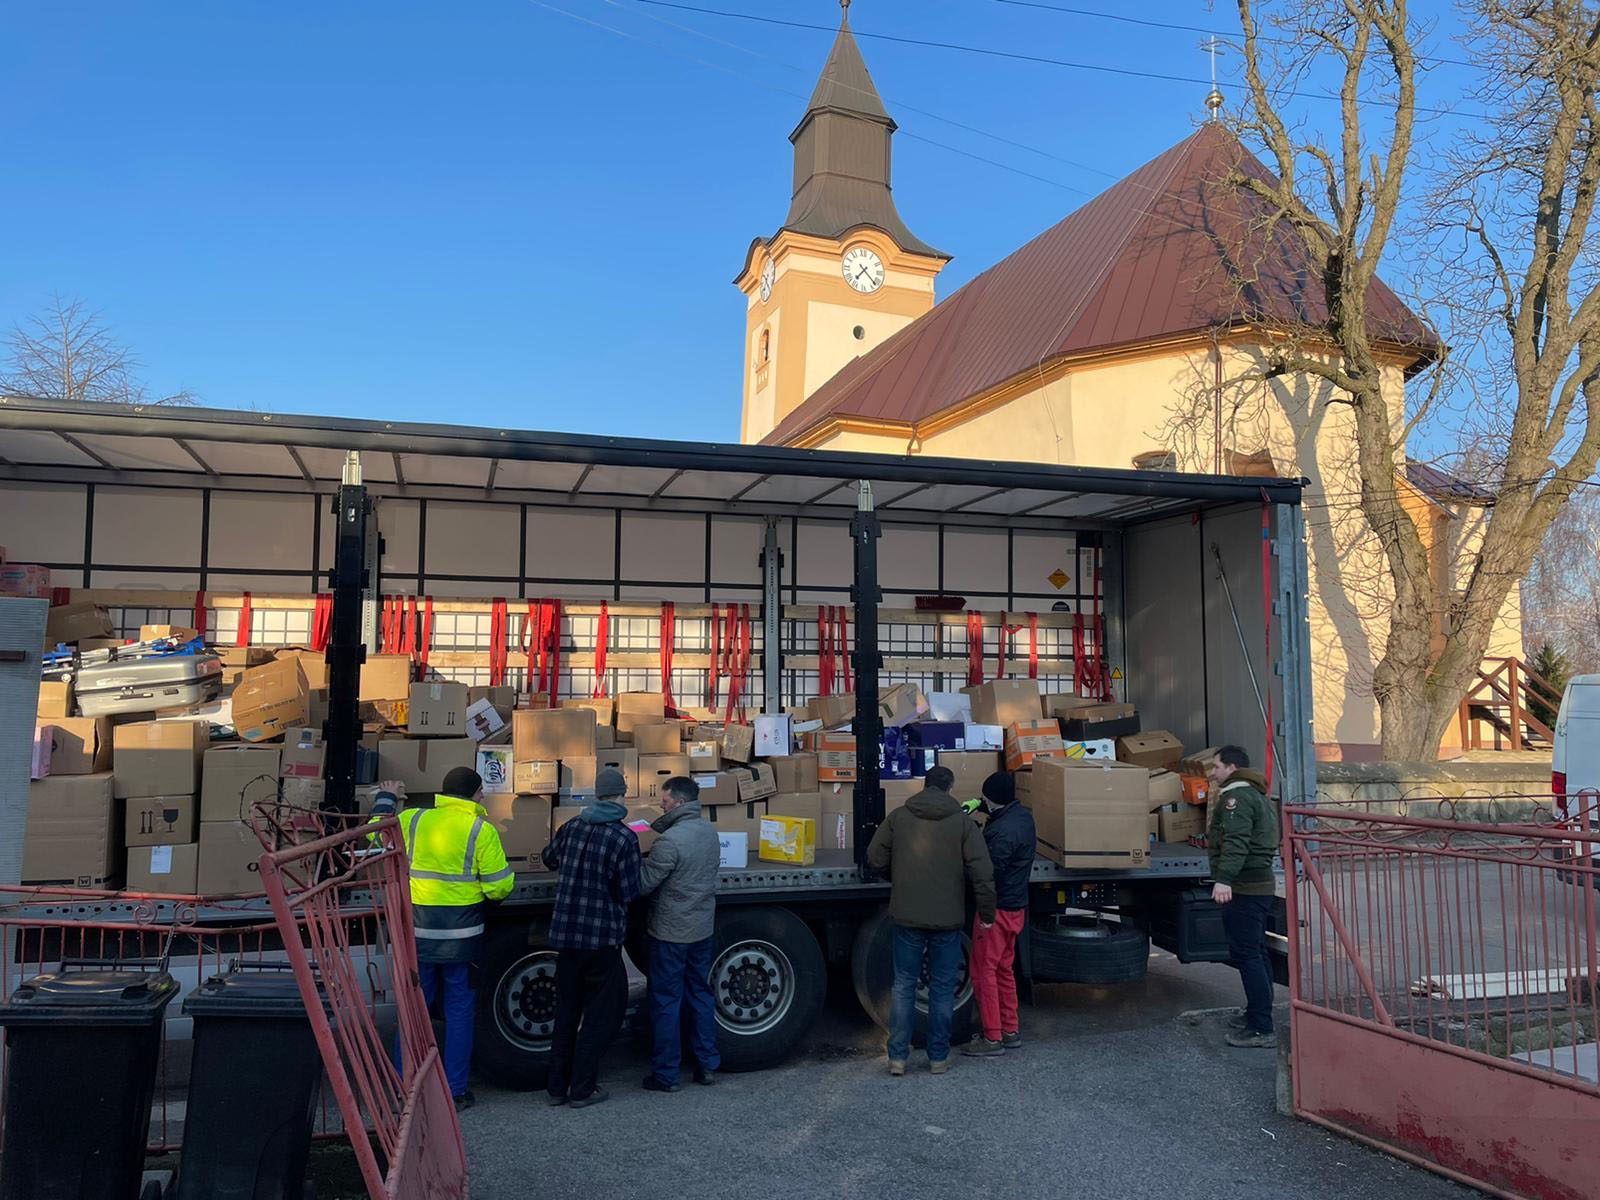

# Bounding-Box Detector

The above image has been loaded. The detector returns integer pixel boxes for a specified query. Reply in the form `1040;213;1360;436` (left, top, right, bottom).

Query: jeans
647;936;721;1085
1222;892;1276;1034
411;961;474;1098
971;909;1026;1041
887;925;962;1064
548;946;627;1102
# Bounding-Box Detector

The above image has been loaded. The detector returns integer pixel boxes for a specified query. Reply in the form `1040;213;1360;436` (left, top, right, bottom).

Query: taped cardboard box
36;717;111;774
37;680;73;720
127;843;199;894
963;679;1042;728
879;684;930;729
482;794;552;868
514;759;559;795
815;731;856;782
594;748;640;798
1157;801;1207;844
686;738;720;772
733;763;777;802
231;657;309;743
280;727;325;779
758;814;816;865
720;722;754;764
275;648;328;690
1147;768;1184;808
1179;747;1222;777
468;686;518;723
464;697;508;743
139;624;200;643
559;757;598;800
633;722;684;755
376;737;477;796
564;697;617;729
408;681;468;738
616;692;666;738
767;792;822;825
114;720;207;799
928;691;973;723
1044;693;1099;721
477;746;515;795
1004;719;1065;771
963;723;1004;751
200;744;281;823
818;806;854;852
1019;759;1150;871
695;772;741;807
1061;703;1140;741
359;654;412;702
46;602;113;645
701;800;766;840
23;773;120;887
514;708;597;762
768;753;819;794
937;750;1004;803
219;646;274;669
126;795;197;848
1117;730;1184;770
197;821;264;896
807;694;855;730
639;754;693;800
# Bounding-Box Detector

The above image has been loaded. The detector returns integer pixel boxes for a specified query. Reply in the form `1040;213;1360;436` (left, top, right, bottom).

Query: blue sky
0;1;1476;441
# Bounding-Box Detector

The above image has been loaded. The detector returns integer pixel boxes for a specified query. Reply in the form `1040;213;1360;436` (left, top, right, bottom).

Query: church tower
736;1;948;444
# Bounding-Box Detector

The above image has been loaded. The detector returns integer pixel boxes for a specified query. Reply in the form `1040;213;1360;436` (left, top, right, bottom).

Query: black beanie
441;767;483;799
982;772;1015;807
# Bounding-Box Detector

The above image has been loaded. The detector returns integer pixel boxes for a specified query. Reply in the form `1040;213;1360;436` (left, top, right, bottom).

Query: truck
0;395;1313;1089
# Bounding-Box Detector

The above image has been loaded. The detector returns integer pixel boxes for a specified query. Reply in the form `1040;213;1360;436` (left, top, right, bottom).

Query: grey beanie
594;767;628;800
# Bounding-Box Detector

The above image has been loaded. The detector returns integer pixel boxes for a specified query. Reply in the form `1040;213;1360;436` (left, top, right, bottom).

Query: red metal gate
1284;794;1600;1199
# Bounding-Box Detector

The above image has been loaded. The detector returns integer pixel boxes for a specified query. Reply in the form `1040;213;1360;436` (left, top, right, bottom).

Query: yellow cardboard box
758;814;816;865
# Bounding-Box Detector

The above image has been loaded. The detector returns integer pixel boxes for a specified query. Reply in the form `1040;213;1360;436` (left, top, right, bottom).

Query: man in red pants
963;772;1035;1056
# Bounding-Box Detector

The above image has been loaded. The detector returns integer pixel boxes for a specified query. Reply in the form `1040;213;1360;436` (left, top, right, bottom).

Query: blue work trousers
887;925;962;1064
647;936;721;1085
396;961;475;1098
1222;892;1276;1035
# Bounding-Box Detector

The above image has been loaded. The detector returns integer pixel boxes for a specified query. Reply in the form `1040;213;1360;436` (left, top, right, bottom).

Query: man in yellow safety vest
372;766;513;1110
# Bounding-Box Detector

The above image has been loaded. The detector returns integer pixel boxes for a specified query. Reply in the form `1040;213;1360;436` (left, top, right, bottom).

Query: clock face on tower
841;245;885;293
759;257;775;302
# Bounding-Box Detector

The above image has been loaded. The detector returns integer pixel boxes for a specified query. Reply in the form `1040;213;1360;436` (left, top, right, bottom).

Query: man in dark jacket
540;768;642;1108
1206;745;1280;1049
638;776;722;1093
963;771;1035;1057
866;765;996;1075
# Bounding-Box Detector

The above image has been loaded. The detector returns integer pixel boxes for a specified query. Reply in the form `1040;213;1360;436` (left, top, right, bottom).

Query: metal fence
1284;791;1599;1199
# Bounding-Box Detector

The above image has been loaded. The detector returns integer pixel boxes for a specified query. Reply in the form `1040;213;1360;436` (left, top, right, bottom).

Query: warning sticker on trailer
1111;668;1123;680
1047;568;1070;590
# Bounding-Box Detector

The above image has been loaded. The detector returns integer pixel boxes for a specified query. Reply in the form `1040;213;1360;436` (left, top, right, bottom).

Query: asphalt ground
458;951;1478;1200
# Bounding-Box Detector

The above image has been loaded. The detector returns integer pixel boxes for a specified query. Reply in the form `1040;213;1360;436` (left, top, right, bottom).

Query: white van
1551;674;1600;826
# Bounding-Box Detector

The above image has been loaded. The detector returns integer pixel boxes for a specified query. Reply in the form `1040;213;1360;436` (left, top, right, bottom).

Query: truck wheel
850;908;976;1047
475;924;557;1091
1030;914;1150;984
710;906;827;1072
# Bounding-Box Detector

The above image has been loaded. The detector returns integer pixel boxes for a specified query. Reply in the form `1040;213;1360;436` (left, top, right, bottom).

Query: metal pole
1211;541;1271;729
761;516;783;714
323;451;372;817
850;482;883;869
1278;504;1318;808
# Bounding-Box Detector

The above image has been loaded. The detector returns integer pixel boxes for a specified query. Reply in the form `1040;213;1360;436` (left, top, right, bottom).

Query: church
734;6;1523;760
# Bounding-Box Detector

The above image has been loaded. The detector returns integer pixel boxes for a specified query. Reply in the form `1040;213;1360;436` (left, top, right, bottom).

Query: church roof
762;122;1436;446
797;11;892;128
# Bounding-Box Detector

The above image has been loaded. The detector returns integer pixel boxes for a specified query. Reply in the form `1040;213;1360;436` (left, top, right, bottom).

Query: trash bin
175;964;326;1200
0;968;178;1200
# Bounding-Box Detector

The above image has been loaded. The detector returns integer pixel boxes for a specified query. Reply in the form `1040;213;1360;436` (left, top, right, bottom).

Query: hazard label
1111;668;1123;680
1047;568;1070;590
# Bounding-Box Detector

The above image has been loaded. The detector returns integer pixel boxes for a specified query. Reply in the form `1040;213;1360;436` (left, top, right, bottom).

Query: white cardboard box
1062;739;1116;760
964;723;1005;750
464;697;508;743
930;692;975;723
753;714;793;757
717;831;749;869
476;746;514;794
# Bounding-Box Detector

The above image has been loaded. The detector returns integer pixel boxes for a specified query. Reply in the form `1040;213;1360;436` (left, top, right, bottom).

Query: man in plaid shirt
541;768;642;1108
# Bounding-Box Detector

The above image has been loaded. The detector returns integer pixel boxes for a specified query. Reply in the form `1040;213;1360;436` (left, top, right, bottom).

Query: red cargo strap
724;603;751;725
546;600;563;706
488;599;509;687
193;590;208;641
966;612;985;686
236;591;253;647
417;596;433;672
592;601;609;698
817;605;834;698
521;601;542;698
708;605;723;712
381;595;402;654
311;593;332;652
738;603;753;722
1261;503;1276;792
660;602;679;716
836;607;852;692
997;612;1024;678
1094;548;1111;700
401;595;418;659
1027;612;1039;679
523;599;562;706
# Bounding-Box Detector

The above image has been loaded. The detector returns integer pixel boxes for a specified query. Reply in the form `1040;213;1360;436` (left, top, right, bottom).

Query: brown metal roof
763;123;1436;446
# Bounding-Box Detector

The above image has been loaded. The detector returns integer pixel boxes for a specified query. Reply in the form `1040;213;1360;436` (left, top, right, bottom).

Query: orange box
816;731;857;782
1181;775;1211;807
1004;718;1065;771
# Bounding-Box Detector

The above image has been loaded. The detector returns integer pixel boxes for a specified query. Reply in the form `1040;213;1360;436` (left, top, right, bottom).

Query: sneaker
568;1087;611;1109
1001;1031;1022;1049
929;1058;951;1075
642;1075;681;1094
1227;1012;1249;1032
692;1067;717;1086
452;1091;475;1112
887;1059;907;1077
961;1037;1005;1057
546;1092;568;1108
1226;1030;1278;1049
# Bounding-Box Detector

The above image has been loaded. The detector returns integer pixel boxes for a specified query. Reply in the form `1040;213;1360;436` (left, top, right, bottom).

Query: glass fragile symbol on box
758;814;816;866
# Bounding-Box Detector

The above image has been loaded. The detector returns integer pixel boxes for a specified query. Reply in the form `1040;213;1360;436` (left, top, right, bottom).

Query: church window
852;325;865;340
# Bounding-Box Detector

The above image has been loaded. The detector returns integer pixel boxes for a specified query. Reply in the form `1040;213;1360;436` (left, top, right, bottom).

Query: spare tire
1031;914;1150;984
850;908;976;1048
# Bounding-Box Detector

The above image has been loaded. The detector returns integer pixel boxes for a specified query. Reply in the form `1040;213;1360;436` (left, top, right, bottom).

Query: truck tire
1031;914;1150;984
709;906;827;1073
850;908;976;1048
475;923;558;1091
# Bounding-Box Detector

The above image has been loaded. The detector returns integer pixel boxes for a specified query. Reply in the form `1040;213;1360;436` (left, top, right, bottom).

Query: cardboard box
695;772;741;807
1182;775;1212;808
878;683;930;728
23;773;119;886
928;691;974;723
1005;719;1066;771
624;803;665;854
963;723;1004;751
616;692;666;737
1020;759;1151;870
1117;730;1184;770
1148;768;1184;808
594;724;616;750
1061;703;1139;741
0;562;52;598
818;799;854;852
963;679;1042;728
77;637;125;654
717;832;749;869
232;657;310;743
639;754;694;800
36;680;73;719
46;602;113;645
139;624;200;643
906;722;965;751
464;697;508;743
126;794;197;847
376;737;477;795
281;777;325;809
197;821;264;895
564;697;617;729
552;805;584;839
36;717;110;774
30;725;51;779
767;792;822;826
274;648;328;690
1157;788;1207;842
753;713;793;757
559;757;598;799
687;738;720;772
482;794;552;868
1044;693;1099;721
408;681;468;738
595;748;640;798
938;750;1004;803
200;744;281;823
720;722;754;763
359;654;412;702
883;778;920;814
469;686;518;722
758;814;816;865
514;759;559;795
768;753;819;794
219;646;274;669
113;720;207;799
514;708;597;762
127;842;199;894
1062;739;1116;761
701;800;766;840
477;745;515;795
816;731;857;782
280;727;325;779
734;763;777;802
1179;747;1222;776
807;694;855;730
633;722;684;755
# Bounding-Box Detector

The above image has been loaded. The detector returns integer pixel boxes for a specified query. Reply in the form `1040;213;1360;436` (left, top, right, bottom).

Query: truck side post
850;481;884;869
322;451;373;817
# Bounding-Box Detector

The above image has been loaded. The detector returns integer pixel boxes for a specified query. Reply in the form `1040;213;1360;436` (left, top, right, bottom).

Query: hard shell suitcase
74;653;223;717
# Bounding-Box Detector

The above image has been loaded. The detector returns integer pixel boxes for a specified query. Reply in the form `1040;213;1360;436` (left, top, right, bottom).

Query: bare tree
1523;488;1600;672
1;295;194;406
1215;0;1600;758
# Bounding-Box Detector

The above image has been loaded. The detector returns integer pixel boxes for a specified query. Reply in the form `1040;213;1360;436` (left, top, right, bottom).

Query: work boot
642;1075;681;1094
568;1087;611;1109
929;1058;951;1075
1226;1029;1278;1049
1001;1031;1022;1049
547;1092;568;1108
961;1037;1004;1057
692;1066;717;1086
887;1059;907;1077
1227;1011;1249;1032
452;1091;476;1112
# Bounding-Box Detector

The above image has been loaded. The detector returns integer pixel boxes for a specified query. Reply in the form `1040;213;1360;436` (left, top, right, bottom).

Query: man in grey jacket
638;775;723;1092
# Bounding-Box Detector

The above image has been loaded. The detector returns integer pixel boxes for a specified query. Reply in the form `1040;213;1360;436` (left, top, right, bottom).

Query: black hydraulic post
322;452;373;818
849;481;883;869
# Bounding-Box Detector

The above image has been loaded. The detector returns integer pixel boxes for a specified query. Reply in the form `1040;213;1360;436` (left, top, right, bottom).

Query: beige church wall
916;374;1075;463
803;299;920;401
